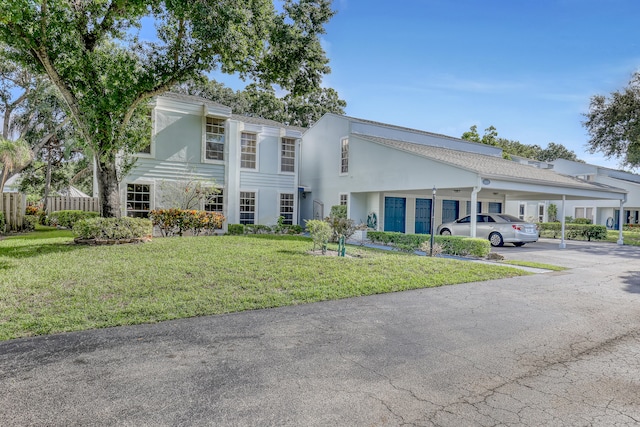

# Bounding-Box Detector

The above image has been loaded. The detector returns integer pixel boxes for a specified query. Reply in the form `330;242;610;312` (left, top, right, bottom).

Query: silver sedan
436;213;539;247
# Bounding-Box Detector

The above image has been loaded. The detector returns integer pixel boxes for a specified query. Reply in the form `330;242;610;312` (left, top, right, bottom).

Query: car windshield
495;214;524;223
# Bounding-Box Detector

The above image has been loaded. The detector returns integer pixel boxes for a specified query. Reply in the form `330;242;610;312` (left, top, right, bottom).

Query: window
340;194;348;206
488;202;502;213
575;207;594;222
340;137;349;174
538;204;545;222
240;191;256;225
126;184;151;218
281;137;296;173
279;193;294;225
241;133;257;169
205;117;225;160
204;189;224;213
518;203;525;220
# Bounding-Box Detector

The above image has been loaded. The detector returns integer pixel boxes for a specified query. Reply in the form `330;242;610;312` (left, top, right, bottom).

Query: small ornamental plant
305;219;331;254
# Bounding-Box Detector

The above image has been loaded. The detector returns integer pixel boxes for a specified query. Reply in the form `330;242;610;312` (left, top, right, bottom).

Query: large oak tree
584;72;640;170
0;0;334;217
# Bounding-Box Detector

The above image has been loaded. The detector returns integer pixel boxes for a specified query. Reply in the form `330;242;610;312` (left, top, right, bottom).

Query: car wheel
440;229;451;236
489;232;503;247
513;242;525;247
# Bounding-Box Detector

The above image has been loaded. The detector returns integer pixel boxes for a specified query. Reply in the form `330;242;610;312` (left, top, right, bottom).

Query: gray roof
362;135;627;192
329;113;488;147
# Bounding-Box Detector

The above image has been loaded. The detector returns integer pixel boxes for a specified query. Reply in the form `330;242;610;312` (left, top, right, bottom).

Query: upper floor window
241;132;257;169
205;117;225;160
340;137;349;174
281;137;296;173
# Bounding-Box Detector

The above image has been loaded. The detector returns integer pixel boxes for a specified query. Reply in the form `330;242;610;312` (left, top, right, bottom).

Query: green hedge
367;231;491;257
23;215;38;231
73;217;153;240
227;224;245;235
49;210;99;228
538;222;607;241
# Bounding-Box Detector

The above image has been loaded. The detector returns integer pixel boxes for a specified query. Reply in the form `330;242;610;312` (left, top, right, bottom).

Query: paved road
1;239;640;426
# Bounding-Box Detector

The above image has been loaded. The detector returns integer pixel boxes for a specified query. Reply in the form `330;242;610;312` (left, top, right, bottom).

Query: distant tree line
461;125;582;162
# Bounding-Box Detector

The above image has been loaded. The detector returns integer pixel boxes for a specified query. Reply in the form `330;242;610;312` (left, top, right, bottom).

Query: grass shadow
0;241;85;260
0;229;85;260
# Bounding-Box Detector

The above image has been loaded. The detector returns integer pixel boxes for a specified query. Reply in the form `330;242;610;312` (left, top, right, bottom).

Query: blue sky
216;0;640;169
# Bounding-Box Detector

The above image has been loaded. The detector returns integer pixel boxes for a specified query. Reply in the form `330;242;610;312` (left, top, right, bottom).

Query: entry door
442;200;459;224
313;200;324;220
384;197;406;233
415;198;432;234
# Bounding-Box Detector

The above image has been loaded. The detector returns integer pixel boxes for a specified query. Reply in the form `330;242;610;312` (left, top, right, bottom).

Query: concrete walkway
1;240;640;426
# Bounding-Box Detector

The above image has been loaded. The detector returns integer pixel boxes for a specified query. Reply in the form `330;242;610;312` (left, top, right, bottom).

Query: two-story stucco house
121;93;304;227
122;96;629;243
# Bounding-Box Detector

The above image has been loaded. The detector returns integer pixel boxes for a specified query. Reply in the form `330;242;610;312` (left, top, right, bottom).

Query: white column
470;187;479;238
559;195;566;249
618;200;625;245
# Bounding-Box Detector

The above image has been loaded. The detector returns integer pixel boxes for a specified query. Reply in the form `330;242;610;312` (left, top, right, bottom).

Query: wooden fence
46;197;99;214
1;193;26;232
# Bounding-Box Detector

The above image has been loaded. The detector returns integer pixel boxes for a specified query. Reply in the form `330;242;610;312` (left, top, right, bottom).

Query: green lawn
0;229;529;341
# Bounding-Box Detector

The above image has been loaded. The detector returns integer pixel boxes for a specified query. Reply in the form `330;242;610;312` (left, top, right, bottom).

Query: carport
353;136;629;247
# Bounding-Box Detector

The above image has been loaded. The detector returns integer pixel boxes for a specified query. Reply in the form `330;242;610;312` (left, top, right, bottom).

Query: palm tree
0;137;32;192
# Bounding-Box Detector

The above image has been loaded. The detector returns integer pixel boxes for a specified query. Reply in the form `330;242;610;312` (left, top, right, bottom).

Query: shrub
37;210;49;225
49;210;99;228
245;224;272;234
227;224;245;235
73;217;152;240
538;222;607;241
368;231;490;257
23;215;38;231
325;215;359;242
419;241;443;257
305;219;331;254
188;210;225;236
149;209;224;236
573;217;592;224
329;205;347;219
25;205;39;215
0;212;4;233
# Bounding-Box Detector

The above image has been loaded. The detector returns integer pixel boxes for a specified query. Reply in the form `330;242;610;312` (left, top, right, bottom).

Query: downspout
559;195;566;249
470;185;481;238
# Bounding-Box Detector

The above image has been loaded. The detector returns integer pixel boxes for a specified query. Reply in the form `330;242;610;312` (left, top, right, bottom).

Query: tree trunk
96;158;121;218
43;150;52;213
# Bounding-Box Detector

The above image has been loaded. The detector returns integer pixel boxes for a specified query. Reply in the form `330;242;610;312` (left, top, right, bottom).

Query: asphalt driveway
1;239;640;426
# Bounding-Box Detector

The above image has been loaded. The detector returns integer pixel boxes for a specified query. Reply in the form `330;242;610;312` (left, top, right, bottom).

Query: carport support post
559;195;566;249
470;187;479;238
618;200;625;245
430;187;436;256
